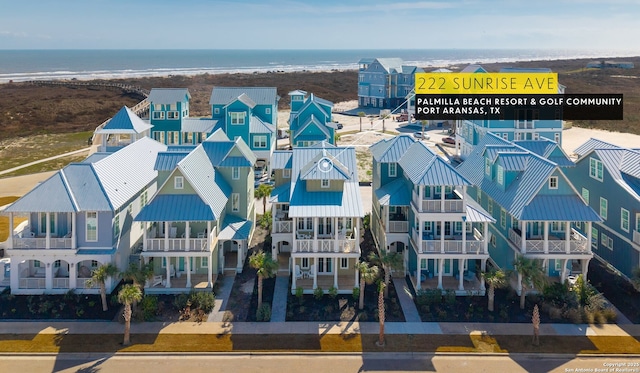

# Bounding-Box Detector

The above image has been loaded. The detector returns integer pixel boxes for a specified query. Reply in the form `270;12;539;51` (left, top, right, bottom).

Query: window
637;213;640;232
113;214;120;238
201;257;208;268
169;131;180;145
490;235;496;247
301;258;309;269
424;221;432;232
318;257;333;273
214;108;220;115
153;131;165;144
582;188;589;204
174;176;184;189
621;208;630;232
497;165;504;185
86;212;98;242
183;132;194;144
554;133;560;143
266;108;271;114
488;198;493;215
232;193;240;212
230;112;246;125
167;111;179;119
476;187;482;202
388;163;397;177
152;111;165;120
549;176;558;189
321;179;330;188
601;233;613;250
283;169;291;178
34;260;41;268
502;133;508;140
420;259;426;269
54;260;61;268
600;197;608;220
589;158;603;181
455;221;462;232
39;213;56;234
512;217;519;229
140;190;148;209
591;226;598;248
253;135;267;148
485;158;491;176
162;257;167;268
551;221;562;232
341;258;349;269
500;208;506;228
91;260;98;268
232;167;240;180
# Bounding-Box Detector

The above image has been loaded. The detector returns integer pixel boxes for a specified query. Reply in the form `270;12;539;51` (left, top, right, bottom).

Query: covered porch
410;256;487;296
141;254;216;293
291;255;359;294
10;257;109;295
411;184;466;213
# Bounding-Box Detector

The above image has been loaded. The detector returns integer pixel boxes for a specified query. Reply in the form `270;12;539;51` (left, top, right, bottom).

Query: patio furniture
308;266;315;278
294;265;303;279
463;271;476;282
151;275;163;287
169;264;176;278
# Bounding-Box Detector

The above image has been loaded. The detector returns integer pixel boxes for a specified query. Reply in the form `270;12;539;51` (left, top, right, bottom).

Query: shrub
189;291;215;314
564;308;583;324
256;303;271;322
437;310;448;319
314;287;324;300
548;305;563;320
323;304;335;314
595;310;608;324
416;289;442;306
328;286;338;299
584;309;595;324
602;308;617;323
298;306;306;314
173;293;189;310
444;290;457;307
352;287;360;302
358;311;368;321
295;286;304;302
139;295;159;321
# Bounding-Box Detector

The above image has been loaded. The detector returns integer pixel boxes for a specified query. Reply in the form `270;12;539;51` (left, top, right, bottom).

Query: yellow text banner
415;73;558;94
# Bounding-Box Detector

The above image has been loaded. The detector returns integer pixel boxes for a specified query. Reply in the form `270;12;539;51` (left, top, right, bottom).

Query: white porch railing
144;227;217;253
516;120;534;129
12;237;73;249
19;277;45;289
413;229;485;254
273;221;293;234
77;277;98;289
634;230;640;246
418;199;464;213
53;277;70;289
508;228;590;254
388;221;408;233
293;239;358;253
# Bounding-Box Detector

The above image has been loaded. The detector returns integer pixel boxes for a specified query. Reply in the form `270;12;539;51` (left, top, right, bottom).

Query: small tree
358;111;365;132
86;263;118;312
481;268;508;312
381;113;390;133
532;304;540;346
118;284;142;346
355;260;379;310
255;184;273;215
376;280;386;347
368;251;402;298
249;250;278;309
513;256;547;310
121;262;153;312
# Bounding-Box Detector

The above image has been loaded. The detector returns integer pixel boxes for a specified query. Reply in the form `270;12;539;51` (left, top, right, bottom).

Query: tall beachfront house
3;138;167;295
210;87;279;170
288;90;338;147
148;88;218;145
358;58;423;110
456;133;601;295
454;66;566;159
269;143;364;294
134;130;256;293
370;135;494;295
567;139;640;281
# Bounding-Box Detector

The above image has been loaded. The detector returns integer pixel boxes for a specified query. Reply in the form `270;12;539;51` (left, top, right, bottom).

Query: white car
413;131;430;140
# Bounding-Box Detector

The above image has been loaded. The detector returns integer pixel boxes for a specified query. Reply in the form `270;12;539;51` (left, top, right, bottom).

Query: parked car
254;160;266;178
413;131;430;140
442;137;456;145
336;123;344;130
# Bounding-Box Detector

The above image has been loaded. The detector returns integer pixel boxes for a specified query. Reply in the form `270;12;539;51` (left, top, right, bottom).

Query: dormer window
321;179;330;188
485;158;491;176
174;176;184;189
388;163;397;177
230;112;246;125
496;165;504;185
549;176;558;189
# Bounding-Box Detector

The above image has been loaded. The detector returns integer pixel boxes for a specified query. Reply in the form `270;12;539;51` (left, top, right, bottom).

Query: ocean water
0;49;636;83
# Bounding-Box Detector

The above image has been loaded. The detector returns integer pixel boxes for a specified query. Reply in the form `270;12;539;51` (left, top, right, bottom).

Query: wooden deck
293;275;357;294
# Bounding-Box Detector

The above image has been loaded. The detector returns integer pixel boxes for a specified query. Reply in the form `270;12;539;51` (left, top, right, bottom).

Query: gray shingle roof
148;88;191;104
209;87;278;106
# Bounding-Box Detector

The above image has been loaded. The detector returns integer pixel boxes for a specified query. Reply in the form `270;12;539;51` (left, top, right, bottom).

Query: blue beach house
358;58;423;110
288;90;338;147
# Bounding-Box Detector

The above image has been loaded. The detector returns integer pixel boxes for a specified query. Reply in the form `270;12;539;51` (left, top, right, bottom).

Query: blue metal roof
218;216;253;240
63;164;112;211
219;156;252;168
465;198;495;223
250;116;275;134
167;145;197;152
521;195;602;222
148;88;190;104
515;140;574;167
484;146;522;162
135;194;214;222
4;172;77;213
155;152;189;171
272;151;292;170
269;184;290;203
593;148;640;201
495;153;528;171
370;135;415;163
399;142;470;186
181;118;217;133
201;141;234;166
209;87;278;106
573;138;621;158
375;178;410;206
97;106;152;134
82;153;111;163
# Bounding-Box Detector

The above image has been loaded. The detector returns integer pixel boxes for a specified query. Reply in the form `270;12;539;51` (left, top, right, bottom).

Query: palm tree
368;251;402;298
122;262;153;290
376;280;386;347
358;111;365;132
355;260;379;310
249;250;278;309
481;268;508;312
86;263;118;312
255;183;273;215
118;284;142;346
381;113;390;133
513;256;547;310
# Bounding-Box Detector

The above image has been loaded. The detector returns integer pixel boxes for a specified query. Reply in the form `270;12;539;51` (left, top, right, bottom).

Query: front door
435;259;452;276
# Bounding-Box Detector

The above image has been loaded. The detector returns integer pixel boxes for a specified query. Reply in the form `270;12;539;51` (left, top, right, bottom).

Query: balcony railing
634;230;640;246
144;227;218;253
293;239;358;253
12;237;73;249
387;221;408;233
508;228;590;254
273;221;293;234
516;120;535;129
19;277;45;289
412;229;486;255
53;277;70;289
412;192;464;213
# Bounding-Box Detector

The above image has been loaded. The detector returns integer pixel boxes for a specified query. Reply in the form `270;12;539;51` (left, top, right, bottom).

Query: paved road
1;353;637;373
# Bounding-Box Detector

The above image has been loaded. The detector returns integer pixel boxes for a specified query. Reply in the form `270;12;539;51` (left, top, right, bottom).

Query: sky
0;0;639;50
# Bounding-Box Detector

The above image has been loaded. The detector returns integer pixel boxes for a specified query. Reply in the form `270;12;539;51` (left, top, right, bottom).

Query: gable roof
209;87;278;106
181;118;218;133
375;178;410;206
515;139;574;167
398;141;470;186
148;88;191;104
250;116;276;134
370;134;415;163
573;138;621;158
461;64;487;73
293;114;330;140
96;106;152;134
271;151;293;170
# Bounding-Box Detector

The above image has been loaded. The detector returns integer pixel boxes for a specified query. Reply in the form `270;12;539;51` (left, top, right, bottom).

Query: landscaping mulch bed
588;258;640;323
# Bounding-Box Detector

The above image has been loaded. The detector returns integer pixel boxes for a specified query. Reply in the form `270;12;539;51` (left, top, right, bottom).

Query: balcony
515;120;535;129
508;228;589;254
634;230;640;246
387;221;409;233
12;237;73;249
293;238;358;254
412;192;464;213
411;228;486;255
144;228;217;253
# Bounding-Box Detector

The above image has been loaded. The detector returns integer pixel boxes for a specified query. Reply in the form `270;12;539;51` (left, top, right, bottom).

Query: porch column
462;185;468;212
164;221;169;252
440;186;445;212
581;258;590;280
313;217;318;253
586;222;592;253
185;256;191;288
483;223;489;254
237;241;244;271
517;271;523;295
292;218;297;254
71;212;76;250
565;222;571;254
355;263;359;289
207;253;213;288
334;218;339;253
561;258;569;284
312;257;318;289
143;222;148;251
165;257;171;288
543;221;549;254
292;257;297;290
458;259;464;291
480;259;487;291
185;221;190;251
45;262;53;290
7;212;13;250
437;259;444;289
9;260;19;291
417;217;423;254
333;257;338;289
462;219;467;254
521;221;527;254
46;212;51;250
69;262;77;290
440;221;445;254
385;206;390;233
